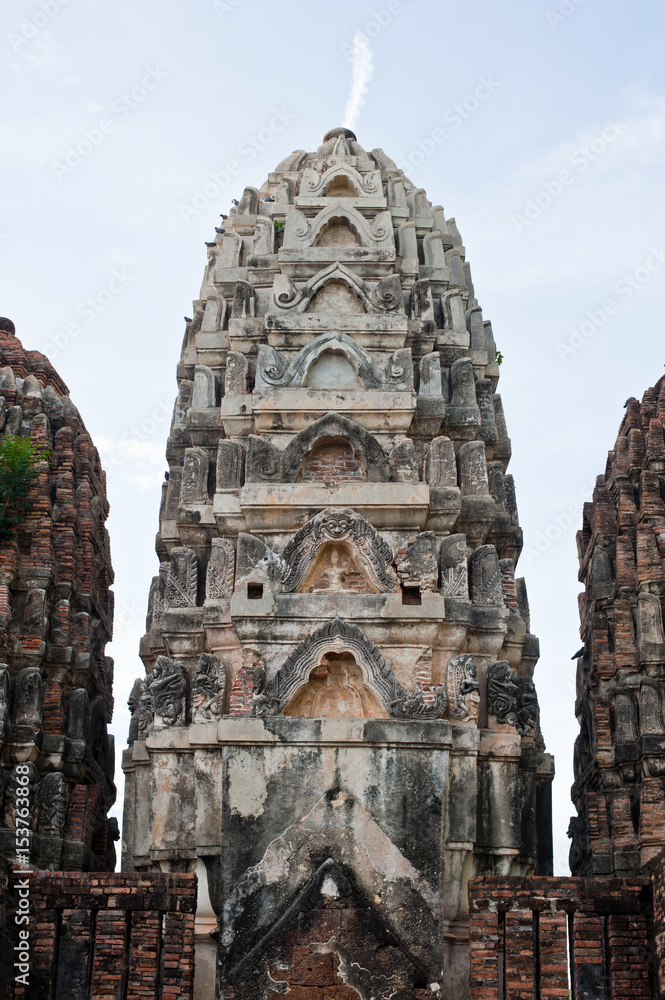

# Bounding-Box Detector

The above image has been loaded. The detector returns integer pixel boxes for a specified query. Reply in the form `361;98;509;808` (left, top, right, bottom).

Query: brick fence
468;875;655;1000
0;866;196;1000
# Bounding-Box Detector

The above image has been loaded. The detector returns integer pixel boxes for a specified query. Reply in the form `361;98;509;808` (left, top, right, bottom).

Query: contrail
343;33;374;131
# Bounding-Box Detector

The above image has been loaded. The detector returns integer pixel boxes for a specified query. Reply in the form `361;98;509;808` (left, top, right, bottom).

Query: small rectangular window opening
401;587;422;606
247;583;264;600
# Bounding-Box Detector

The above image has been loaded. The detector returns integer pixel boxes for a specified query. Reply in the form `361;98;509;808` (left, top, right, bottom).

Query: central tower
122;128;553;999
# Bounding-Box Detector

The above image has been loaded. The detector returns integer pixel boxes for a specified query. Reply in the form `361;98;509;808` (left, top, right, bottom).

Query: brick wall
0;870;196;1000
300;438;366;486
648;850;665;999
469;874;653;1000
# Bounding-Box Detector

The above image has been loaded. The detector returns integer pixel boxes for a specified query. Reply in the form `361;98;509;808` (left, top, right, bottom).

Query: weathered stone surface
122;131;552;1000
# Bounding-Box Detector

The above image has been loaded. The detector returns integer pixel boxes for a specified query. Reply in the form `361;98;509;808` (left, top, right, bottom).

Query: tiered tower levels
0;318;116;873
122;129;554;999
571;375;665;877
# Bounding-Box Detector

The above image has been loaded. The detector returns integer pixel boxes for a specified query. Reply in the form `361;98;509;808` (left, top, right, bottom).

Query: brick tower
570;376;665;876
0;318;116;873
122;129;554;999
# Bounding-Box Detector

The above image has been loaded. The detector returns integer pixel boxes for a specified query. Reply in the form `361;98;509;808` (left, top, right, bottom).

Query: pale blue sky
2;0;665;873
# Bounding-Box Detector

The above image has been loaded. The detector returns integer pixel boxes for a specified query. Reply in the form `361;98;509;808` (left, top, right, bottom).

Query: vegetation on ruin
0;435;44;540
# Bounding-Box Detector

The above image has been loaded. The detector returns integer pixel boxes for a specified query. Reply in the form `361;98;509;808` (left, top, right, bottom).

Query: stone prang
122;128;553;1000
0;318;116;872
570;377;665;877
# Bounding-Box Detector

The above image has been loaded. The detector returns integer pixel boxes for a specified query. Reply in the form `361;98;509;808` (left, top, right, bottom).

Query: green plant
274;219;285;233
495;350;504;365
0;435;45;541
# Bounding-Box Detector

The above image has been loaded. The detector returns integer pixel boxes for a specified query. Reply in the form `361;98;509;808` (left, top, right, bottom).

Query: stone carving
410;279;435;322
272;262;403;314
236;186;259;215
217;440;245;490
127;678;143;745
458;441;489;496
136;679;153;740
390;683;447;719
149;656;186;727
232;280;255;319
300;164;381;197
192;365;216;408
448;654;480;723
201;295;226;332
590;538;614;602
394;532;438;592
388;439;419;483
255;333;412;391
181;447;210;504
67;688;89;741
14;666;43;727
285;204;393;249
637;591;665;645
515;675;539;738
246;413;394;485
147;568;167;629
192;653;226;722
252;218;275;255
23;588;46;635
206;538;236;600
469;545;503;605
486;661;519;727
282;508;396;594
254;618;410;717
440;534;468;598
424;436;457;488
225;352;249;395
38;772;66;838
164;547;198;609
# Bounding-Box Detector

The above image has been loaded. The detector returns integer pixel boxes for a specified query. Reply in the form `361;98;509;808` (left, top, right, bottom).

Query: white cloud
342;33;374;131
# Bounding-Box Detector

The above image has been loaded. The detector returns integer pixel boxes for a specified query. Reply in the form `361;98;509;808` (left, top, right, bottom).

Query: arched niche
299;541;374;594
302;349;363;389
308;278;366;314
299;435;366;485
283;651;387;718
324;174;360;197
314;216;362;247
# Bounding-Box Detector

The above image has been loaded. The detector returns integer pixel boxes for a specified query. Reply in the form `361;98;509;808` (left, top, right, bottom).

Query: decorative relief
206;538;235;600
253;617;408;719
255;332;412;391
469;545;503;605
164;547;198;609
192;653;226;722
38;773;66;838
440;534;468;598
149;656;186;727
272;263;403;314
300;165;381;198
281;508;397;594
486;661;519;727
447;654;480;724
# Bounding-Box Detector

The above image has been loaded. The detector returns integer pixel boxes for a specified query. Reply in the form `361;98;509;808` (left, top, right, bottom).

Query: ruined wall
0;868;196;999
468;874;654;1000
122;127;554;999
570;376;665;877
0;319;116;872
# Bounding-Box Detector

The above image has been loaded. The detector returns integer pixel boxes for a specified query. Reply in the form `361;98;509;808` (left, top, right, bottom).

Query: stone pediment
272;263;403;314
299;163;383;199
280;507;398;594
283;203;393;250
255;331;413;391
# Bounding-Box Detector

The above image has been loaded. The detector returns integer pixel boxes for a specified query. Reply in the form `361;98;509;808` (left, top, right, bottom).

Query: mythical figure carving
281;508;397;594
149;656;186;727
390;684;447;720
192;653;226;722
127;678;143;745
447;654;480;723
486;661;519;727
206;538;236;600
515;675;539;737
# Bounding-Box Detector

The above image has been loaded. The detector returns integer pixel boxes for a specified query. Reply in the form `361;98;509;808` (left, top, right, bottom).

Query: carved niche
486;661;519;728
255;332;413;392
253;618;446;721
281;508;397;595
299;164;382;198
